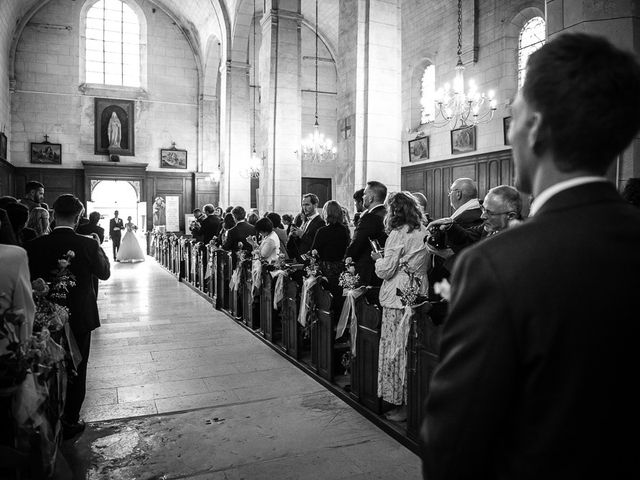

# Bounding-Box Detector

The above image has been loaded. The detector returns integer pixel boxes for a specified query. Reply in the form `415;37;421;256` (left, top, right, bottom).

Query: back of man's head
6;202;29;233
203;204;214;215
454;178;478;202
488;185;522;218
524;32;640;174
0;196;17;210
53;194;83;222
366;181;387;203
89;211;101;224
232;206;246;221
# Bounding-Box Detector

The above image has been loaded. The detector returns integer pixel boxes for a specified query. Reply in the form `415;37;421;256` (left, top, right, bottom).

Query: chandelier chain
314;0;319;124
252;0;257;149
457;0;462;59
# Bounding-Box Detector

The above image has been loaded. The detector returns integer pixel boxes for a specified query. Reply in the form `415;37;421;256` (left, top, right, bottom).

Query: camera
426;225;448;250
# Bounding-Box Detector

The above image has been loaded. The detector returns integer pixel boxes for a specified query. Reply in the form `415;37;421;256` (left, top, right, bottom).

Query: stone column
337;0;402;206
259;0;303;214
545;0;640;184
201;93;218;174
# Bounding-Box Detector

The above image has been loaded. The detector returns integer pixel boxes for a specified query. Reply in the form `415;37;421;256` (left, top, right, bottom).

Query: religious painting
408;135;430;162
0;132;6;161
153;196;166;229
451;125;476;154
94;98;135;156
503;116;512;145
160;148;187;169
30;142;62;164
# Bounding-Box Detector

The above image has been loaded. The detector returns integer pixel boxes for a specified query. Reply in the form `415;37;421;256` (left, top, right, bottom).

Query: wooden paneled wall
194;173;220;211
0;158;15;198
401;149;519;219
13;167;85;206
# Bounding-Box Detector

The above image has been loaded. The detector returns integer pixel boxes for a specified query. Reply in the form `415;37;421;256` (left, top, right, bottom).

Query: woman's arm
259;236;277;259
374;229;403;280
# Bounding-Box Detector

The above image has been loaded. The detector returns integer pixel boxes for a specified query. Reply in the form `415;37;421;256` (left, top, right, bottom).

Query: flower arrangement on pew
338;257;360;291
298;250;323;337
302;249;322;278
396;261;428;308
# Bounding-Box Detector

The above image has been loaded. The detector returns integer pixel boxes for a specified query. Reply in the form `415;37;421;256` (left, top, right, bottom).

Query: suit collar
51;227;77;235
534;181;622;217
530;176;608;216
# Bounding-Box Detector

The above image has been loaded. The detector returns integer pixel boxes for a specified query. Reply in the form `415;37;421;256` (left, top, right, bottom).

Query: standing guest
26;194;110;440
421;33;640;480
622;177;640;208
17;181;45;211
225;206;234;214
247;212;259;226
345;181;387;287
311;200;350;306
76;211;104;243
282;214;294;235
200;204;222;244
213;206;224;217
222;206;256;253
109;210;124;261
267;212;289;259
189;208;205;242
248;217;280;263
288;193;325;261
411;192;432;225
5;202;35;245
219;212;236;246
352;188;365;226
371;192;429;422
26;206;51;238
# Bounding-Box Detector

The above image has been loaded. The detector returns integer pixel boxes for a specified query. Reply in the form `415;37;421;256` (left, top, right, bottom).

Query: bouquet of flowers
32;278;68;333
396;261;428;307
47;250;76;304
302;249;321;278
338;257;360;291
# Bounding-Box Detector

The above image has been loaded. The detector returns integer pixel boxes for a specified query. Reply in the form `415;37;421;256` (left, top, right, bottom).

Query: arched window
85;0;140;87
420;64;435;124
518;16;545;88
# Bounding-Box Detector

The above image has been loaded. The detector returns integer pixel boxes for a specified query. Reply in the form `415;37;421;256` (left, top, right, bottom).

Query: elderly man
421;33;640;479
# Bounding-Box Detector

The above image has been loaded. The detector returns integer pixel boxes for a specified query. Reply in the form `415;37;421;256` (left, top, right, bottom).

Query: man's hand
426;217;454;231
289;226;303;238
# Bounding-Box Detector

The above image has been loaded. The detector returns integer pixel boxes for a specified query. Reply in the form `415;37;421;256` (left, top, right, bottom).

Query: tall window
86;0;140;87
420;64;435;124
518;16;545;88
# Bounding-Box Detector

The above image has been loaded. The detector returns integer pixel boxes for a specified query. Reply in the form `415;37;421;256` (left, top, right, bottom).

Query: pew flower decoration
433;278;451;302
33;278;68;333
338;257;360;291
396;261;428;307
303;249;321;278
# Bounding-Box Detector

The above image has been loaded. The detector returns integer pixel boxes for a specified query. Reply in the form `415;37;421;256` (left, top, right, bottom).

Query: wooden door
301;177;332;207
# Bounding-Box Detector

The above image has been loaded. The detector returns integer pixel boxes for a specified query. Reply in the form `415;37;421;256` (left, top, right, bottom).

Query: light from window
420;64;435;124
518;16;545;88
86;0;140;87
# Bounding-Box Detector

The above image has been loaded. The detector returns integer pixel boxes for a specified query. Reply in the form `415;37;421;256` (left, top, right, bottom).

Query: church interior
1;0;639;478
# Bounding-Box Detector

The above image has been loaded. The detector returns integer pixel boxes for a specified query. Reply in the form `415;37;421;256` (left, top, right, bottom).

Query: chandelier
301;0;336;163
429;0;497;128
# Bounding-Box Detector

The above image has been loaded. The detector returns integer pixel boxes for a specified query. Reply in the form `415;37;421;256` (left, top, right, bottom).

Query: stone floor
62;252;421;479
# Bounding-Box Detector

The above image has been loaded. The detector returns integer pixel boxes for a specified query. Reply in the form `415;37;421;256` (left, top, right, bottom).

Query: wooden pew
219;250;231;313
241;260;259;329
406;303;442;440
228;254;243;321
281;277;303;359
259;267;275;341
312;281;335;382
350;290;383;414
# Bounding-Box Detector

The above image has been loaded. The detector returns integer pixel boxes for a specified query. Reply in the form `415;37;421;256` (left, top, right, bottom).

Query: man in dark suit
200;203;222;244
421;33;640;480
352;188;365;226
77;211;105;244
109;210;124;261
26;194;110;440
222;206;256;254
345;181;387;287
288;193;325;261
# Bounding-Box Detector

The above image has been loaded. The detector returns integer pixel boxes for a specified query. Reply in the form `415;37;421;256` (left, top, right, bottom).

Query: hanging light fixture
301;0;336;163
243;0;261;179
428;0;497;128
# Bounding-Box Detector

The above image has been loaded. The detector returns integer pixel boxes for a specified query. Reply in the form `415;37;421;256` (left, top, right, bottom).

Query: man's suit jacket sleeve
222;227;236;250
346;213;377;260
421;248;516;479
88;239;111;281
446;223;484;249
97;226;105;244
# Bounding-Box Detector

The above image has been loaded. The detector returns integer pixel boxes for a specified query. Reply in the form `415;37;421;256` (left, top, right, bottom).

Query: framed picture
0;132;6;161
94;98;135;156
503;116;512;145
408;135;430;162
451;125;477;154
30;142;62;164
160;148;187;169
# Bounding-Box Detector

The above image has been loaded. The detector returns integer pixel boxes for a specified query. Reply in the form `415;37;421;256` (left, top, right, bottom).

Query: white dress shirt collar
529;176;608;216
451;198;481;219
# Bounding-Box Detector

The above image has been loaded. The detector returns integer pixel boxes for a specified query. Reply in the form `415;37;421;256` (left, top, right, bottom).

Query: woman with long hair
218;212;236;246
26;206;50;238
371;191;430;422
248;217;280;263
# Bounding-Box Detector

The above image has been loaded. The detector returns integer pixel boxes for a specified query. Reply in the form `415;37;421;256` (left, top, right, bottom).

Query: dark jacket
222;220;256;253
26;228;111;338
345;204;387;287
109;217;124;240
77;222;105;244
421;182;640;480
200;214;222;244
287;214;326;261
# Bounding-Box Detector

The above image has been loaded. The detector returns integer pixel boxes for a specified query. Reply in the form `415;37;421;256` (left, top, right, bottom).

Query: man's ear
528;111;543;154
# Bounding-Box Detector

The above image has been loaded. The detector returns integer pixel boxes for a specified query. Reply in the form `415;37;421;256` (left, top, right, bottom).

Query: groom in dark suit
26;194;111;439
421;33;640;479
109;210;124;261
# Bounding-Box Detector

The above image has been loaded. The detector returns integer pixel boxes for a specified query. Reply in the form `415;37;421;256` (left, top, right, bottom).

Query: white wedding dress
116;223;145;263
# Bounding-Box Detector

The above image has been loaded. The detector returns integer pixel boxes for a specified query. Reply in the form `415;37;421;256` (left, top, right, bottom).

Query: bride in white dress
116;216;145;263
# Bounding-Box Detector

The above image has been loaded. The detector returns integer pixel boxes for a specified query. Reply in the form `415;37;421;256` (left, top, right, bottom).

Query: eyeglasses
481;207;514;216
448;189;460;195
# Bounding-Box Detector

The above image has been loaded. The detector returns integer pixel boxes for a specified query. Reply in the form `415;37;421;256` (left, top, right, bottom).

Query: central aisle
70;256;421;479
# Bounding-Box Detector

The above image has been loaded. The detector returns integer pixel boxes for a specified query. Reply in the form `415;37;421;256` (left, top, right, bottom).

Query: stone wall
10;0;200;172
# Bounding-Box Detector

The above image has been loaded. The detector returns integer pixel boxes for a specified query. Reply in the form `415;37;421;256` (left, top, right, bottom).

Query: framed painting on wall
0;132;6;161
94;98;135;156
408;135;430;162
160;148;187;169
30;142;62;164
451;125;476;155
